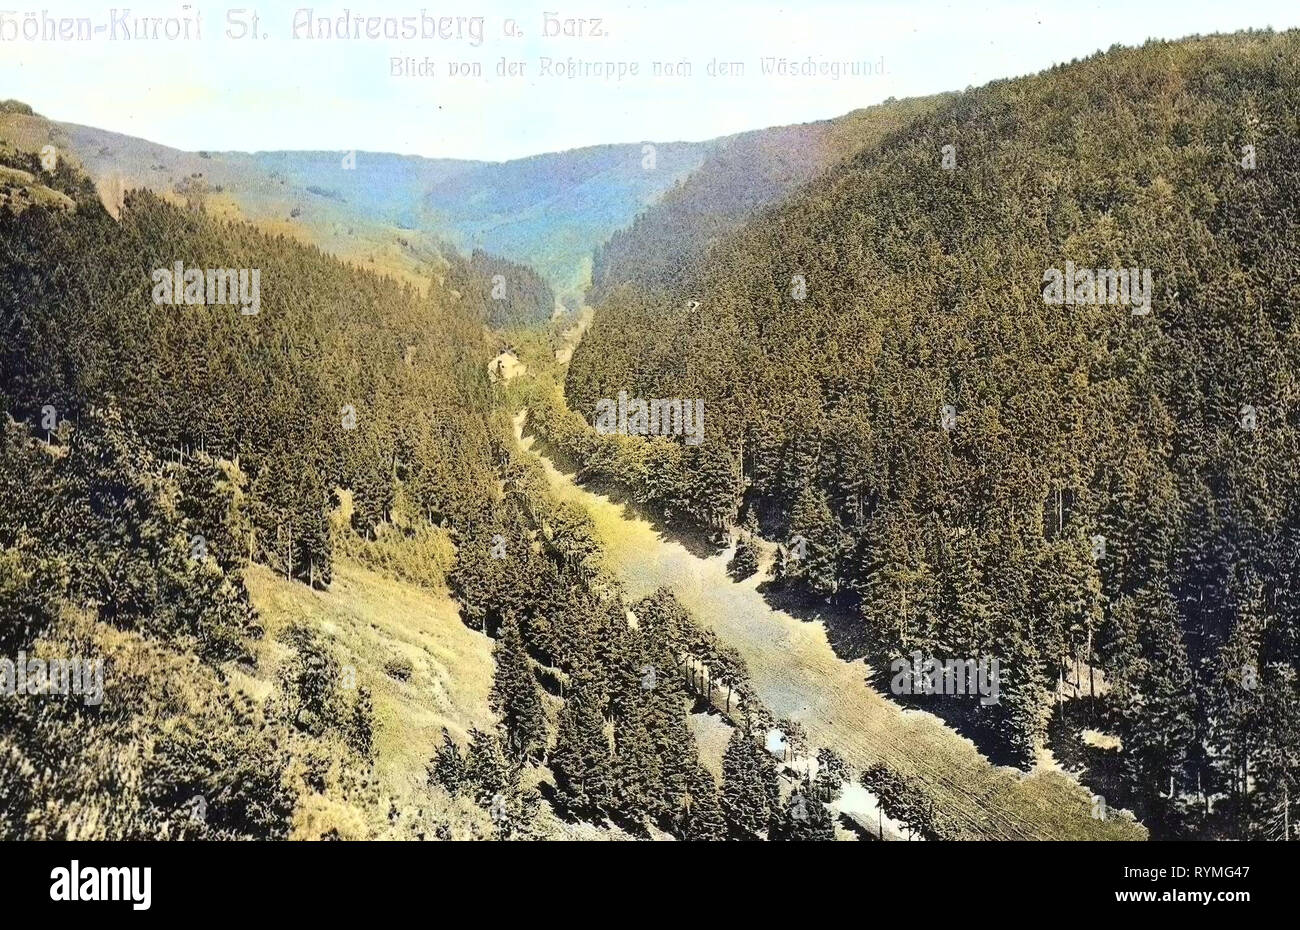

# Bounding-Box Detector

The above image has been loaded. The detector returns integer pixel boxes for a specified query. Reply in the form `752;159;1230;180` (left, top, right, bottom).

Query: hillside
421;142;713;304
242;557;646;840
4;103;972;315
0;109;464;289
588;94;952;306
562;29;1300;840
514;410;1144;839
0;138;512;838
0;107;712;311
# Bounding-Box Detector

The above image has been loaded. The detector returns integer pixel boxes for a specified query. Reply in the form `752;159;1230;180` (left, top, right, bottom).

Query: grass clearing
245;560;497;809
515;413;1146;841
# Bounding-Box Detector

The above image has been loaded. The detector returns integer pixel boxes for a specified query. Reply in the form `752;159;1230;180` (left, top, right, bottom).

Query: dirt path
553;306;594;364
512;411;1145;841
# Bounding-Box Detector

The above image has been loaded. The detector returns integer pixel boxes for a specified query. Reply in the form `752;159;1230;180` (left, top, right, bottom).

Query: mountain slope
588;94;952;306
0;107;713;309
0;135;524;837
422;142;713;304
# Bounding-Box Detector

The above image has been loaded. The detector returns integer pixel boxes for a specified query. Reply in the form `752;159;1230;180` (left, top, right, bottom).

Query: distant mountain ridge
1;100;949;313
0;107;714;309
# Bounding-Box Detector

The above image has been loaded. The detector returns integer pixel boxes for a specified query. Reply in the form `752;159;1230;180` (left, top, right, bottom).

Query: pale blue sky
2;0;1297;160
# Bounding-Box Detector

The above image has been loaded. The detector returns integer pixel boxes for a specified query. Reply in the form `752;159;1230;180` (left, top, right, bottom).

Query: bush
383;655;413;682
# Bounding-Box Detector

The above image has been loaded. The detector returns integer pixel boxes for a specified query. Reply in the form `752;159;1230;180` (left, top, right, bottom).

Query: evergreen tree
348;686;376;761
463;727;516;809
550;677;613;813
813;748;850;802
679;762;727;841
721;729;779;839
610;686;660;822
729;533;760;580
773;784;835;841
489;619;549;762
429;728;468;795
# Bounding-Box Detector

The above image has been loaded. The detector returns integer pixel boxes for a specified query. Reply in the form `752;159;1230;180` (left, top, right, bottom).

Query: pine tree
550;677;613;813
1111;580;1196;828
788;485;842;595
463;727;515;809
610;686;660;822
772;784;835;841
721;729;779;839
729;533;760;580
680;762;727;840
489;619;549;762
348;685;375;760
429;728;468;795
813;747;850;802
1253;664;1300;840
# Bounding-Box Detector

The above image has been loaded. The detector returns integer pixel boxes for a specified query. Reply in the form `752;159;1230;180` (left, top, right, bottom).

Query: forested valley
4;27;1300;845
0;137;823;841
563;30;1300;840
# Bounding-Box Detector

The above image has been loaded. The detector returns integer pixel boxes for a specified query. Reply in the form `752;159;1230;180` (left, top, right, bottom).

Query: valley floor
513;412;1146;841
231;407;1146;840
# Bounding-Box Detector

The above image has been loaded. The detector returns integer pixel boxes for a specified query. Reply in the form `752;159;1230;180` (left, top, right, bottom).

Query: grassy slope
243;558;642;840
244;560;496;793
514;414;1146;841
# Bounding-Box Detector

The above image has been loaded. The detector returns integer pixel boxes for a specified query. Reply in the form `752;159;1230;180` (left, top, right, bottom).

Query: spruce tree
464;727;515;809
550;677;613;813
721;729;779;839
773;784;835;841
680;763;727;841
729;533;760;580
489;619;549;762
610;686;660;822
429;728;468;795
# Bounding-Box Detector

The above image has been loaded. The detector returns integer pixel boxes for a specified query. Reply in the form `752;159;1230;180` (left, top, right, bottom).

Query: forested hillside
0;140;511;836
0;108;719;314
565;30;1300;839
422;141;712;305
0;141;801;841
0;162;505;575
447;249;556;329
588;94;951;306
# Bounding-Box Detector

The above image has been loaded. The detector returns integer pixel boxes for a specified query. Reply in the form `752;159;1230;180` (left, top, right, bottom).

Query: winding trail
513;410;1145;841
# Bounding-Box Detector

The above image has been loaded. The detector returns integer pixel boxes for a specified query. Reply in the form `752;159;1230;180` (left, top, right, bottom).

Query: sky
2;0;1299;161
